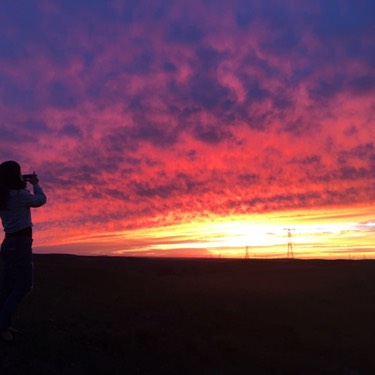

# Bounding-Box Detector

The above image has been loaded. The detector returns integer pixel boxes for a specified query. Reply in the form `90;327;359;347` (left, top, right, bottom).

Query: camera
22;173;35;182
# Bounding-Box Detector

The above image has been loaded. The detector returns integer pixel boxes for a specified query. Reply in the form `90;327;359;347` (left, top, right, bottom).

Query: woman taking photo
0;160;46;342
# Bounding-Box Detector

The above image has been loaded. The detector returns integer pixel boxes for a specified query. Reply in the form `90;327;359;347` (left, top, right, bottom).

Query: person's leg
0;241;15;310
0;237;33;335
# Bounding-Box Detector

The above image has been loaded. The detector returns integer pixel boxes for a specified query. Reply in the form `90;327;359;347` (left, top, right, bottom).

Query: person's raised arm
23;173;47;207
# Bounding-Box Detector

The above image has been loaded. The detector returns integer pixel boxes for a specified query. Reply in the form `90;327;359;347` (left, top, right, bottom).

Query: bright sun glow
42;205;375;259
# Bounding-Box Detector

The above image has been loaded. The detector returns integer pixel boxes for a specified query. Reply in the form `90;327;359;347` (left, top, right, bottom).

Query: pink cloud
0;0;374;256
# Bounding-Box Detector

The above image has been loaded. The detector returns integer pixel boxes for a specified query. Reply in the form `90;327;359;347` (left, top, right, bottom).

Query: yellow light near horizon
43;204;375;259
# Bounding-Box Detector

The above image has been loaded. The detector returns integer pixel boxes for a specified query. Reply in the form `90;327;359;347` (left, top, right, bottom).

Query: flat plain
0;255;374;374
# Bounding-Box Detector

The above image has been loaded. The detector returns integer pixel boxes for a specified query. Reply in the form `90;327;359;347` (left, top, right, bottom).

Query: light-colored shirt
0;184;47;233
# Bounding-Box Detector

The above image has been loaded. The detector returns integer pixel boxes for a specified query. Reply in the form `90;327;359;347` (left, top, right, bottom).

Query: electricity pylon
283;228;295;259
245;243;250;259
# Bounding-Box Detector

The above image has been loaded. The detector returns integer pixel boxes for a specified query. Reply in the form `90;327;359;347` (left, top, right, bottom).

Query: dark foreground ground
0;255;374;374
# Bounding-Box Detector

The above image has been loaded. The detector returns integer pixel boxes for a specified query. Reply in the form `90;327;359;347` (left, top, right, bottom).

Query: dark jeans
0;236;33;331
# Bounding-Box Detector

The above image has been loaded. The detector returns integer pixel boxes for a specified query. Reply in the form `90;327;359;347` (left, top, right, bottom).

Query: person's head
0;160;25;208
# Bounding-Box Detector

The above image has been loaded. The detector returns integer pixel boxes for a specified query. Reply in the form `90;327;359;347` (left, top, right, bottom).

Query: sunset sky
1;0;374;259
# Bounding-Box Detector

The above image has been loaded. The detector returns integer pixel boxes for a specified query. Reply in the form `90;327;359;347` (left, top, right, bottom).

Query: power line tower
283;228;295;259
245;243;250;259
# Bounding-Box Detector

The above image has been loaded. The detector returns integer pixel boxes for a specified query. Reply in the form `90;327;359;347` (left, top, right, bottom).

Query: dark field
1;255;375;374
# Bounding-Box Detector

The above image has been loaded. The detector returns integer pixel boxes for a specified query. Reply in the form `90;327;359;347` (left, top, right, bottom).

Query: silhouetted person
0;161;46;342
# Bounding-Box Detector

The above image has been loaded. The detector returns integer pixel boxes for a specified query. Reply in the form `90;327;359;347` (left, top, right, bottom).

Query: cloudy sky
1;0;374;258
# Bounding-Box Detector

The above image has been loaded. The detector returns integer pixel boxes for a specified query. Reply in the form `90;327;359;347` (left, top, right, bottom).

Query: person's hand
30;172;39;185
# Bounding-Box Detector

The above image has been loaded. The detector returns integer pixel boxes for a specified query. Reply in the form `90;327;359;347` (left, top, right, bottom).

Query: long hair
0;160;24;209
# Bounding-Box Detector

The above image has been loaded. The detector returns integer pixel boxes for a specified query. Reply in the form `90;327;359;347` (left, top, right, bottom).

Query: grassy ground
0;255;374;374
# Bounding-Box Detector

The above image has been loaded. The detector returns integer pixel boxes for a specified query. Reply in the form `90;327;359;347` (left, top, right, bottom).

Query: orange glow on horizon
34;204;375;260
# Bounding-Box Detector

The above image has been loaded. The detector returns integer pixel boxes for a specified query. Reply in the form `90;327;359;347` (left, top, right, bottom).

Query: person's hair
0;160;24;208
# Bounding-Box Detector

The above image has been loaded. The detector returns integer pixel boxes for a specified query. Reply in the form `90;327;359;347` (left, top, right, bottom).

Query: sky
0;0;374;259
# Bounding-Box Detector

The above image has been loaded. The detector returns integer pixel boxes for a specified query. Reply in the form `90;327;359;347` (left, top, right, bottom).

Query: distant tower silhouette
283;228;295;259
245;244;250;259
